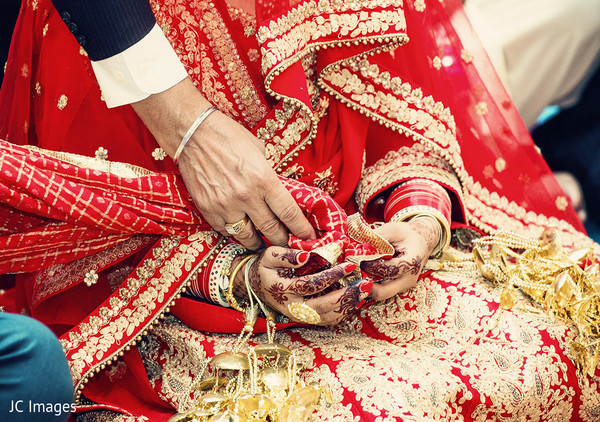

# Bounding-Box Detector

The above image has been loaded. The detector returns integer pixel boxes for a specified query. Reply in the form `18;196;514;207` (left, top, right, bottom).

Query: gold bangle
226;254;257;311
397;210;450;258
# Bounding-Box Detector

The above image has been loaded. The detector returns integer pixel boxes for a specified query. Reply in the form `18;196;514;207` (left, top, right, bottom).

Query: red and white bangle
188;241;246;306
384;179;452;258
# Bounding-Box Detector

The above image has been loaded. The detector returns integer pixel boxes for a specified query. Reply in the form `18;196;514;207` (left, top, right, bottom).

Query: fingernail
297;251;310;264
344;263;357;273
360;281;373;294
357;298;374;309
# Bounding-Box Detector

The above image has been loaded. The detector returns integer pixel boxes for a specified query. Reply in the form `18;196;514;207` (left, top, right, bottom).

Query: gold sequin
556;196;568;211
475;101;488;116
57;94;68;110
152;148;166;161
84;271;99;287
483;165;494;179
461;49;474;64
495;158;506;172
94;147;108;160
247;49;260;62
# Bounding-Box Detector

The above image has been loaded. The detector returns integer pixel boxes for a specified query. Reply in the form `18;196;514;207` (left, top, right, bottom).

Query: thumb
373;221;411;243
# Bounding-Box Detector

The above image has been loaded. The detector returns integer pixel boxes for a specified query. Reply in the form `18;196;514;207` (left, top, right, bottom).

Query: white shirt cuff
91;24;188;108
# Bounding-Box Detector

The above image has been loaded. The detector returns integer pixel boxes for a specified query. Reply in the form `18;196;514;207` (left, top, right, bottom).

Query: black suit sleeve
50;0;157;61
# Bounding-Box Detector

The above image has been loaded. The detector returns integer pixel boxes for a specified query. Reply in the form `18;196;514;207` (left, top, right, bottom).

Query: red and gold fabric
0;0;598;420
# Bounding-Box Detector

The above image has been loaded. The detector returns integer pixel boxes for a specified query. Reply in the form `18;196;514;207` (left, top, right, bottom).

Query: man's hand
131;77;316;250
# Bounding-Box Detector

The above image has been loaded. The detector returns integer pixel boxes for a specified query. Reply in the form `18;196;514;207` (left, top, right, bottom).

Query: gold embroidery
320;59;460;167
280;163;305;179
64;233;223;401
265;112;312;166
289;269;576;419
151;0;267;128
34;82;41;95
433;56;442;70
227;5;256;37
356;143;463;215
151;148;166;161
257;0;409;173
579;378;600;421
319;55;588;245
247;49;260;62
256;0;404;47
313;167;339;197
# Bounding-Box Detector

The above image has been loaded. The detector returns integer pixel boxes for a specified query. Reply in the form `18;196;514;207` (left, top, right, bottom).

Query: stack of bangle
384;179;452;258
188;242;246;306
226;254;259;311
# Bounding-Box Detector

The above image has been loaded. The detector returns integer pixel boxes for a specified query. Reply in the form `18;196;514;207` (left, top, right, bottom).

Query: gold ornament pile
168;304;330;422
463;229;600;376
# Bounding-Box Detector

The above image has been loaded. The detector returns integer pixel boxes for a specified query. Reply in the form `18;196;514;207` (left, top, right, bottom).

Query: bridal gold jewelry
169;257;328;422
457;229;600;377
226;254;257;311
224;216;250;236
287;300;321;324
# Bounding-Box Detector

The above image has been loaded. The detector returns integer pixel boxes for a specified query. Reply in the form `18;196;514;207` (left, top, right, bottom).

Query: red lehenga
1;0;599;420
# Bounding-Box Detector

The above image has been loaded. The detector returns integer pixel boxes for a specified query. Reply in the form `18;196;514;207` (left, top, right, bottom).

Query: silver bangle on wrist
173;105;218;165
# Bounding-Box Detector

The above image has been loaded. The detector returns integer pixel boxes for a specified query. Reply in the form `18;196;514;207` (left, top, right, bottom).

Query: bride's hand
232;247;372;326
365;219;440;301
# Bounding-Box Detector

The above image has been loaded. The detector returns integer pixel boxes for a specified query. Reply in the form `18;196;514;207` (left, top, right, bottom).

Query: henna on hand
249;256;265;302
360;256;423;281
271;249;304;265
333;283;362;319
267;265;346;305
409;218;439;253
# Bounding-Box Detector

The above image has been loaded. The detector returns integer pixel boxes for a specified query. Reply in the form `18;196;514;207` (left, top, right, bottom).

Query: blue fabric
50;0;156;61
532;66;600;231
0;313;73;421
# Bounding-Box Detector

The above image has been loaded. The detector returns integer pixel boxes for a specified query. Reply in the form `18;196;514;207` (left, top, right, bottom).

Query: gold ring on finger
287;300;321;324
224;216;249;236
